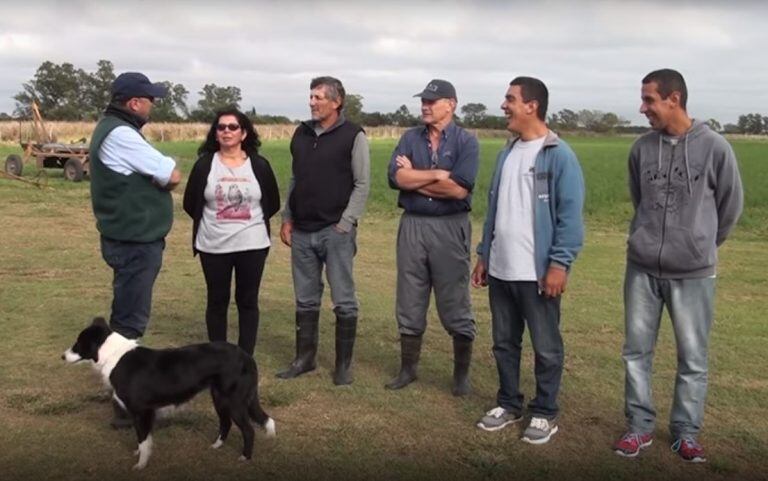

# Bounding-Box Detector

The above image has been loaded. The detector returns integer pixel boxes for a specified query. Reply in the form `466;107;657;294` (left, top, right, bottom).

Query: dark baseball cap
111;72;168;100
413;79;456;100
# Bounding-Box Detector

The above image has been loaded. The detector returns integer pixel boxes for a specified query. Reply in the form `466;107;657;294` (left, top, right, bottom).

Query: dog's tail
249;396;276;437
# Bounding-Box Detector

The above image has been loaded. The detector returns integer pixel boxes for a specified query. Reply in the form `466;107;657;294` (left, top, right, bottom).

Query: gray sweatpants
395;212;475;339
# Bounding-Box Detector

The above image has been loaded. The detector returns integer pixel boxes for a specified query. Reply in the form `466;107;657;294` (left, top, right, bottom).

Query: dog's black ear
92;317;108;327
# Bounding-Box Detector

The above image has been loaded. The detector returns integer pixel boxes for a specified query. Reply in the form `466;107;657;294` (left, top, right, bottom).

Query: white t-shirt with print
195;154;270;253
489;136;546;281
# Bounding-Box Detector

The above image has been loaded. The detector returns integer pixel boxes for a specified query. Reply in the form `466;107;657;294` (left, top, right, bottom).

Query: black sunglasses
216;123;241;132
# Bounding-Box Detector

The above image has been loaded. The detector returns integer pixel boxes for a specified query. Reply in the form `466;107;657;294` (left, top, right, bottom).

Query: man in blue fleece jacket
613;69;743;463
472;77;584;445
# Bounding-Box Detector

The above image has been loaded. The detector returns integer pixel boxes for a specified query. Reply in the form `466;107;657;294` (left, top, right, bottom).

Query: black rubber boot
276;311;319;379
110;398;133;429
333;314;357;386
385;334;422;390
451;335;473;396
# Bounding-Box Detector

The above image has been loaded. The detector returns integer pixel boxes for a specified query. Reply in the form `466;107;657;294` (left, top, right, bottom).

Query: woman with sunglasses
183;108;280;356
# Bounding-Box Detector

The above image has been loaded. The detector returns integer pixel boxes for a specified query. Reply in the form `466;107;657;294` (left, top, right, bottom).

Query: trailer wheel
5;154;23;176
63;158;84;182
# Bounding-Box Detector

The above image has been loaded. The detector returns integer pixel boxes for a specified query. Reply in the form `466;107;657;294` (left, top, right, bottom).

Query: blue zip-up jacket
476;131;585;280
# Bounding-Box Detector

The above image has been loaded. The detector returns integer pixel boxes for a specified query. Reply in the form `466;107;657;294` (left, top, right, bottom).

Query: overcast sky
0;0;765;125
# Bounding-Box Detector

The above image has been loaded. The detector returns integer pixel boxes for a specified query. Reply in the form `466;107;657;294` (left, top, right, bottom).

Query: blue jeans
291;225;358;318
100;237;165;339
488;276;562;419
622;264;715;438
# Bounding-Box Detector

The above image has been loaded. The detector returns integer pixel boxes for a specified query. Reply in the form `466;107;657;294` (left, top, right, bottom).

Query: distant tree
479;115;508;130
737;113;765;134
460;103;487;127
576;109;600;131
0;112;11;120
151;82;189;122
723;123;741;134
600;112;630;131
550;108;579;130
390;104;418;127
344;94;364;125
577;109;629;133
189;84;242;122
705;118;722;132
359;111;389;127
14;60;91;120
83;60;116;118
245;107;292;124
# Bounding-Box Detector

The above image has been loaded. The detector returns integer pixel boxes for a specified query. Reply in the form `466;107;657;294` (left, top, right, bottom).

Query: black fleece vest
289;121;362;232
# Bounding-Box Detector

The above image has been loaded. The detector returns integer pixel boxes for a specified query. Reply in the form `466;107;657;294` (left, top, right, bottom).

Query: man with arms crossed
386;79;479;396
472;77;584;444
613;69;742;462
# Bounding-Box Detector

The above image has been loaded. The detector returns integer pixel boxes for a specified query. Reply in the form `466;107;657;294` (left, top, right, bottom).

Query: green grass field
0;136;766;481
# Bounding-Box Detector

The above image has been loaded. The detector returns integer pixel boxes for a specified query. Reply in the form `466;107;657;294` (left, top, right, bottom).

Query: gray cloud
0;0;765;124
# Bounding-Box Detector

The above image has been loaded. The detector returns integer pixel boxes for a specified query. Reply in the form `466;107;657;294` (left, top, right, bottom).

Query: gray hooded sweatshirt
627;119;743;279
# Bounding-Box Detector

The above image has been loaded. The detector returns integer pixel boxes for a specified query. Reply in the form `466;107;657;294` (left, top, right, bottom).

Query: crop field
0;136;766;481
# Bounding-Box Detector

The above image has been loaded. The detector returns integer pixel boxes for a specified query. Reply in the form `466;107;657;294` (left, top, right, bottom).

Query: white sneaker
476;407;523;432
521;417;559;445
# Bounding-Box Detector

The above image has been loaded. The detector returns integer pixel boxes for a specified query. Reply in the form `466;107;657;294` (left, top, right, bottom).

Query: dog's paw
133;449;140;456
238;455;251;462
132;461;147;470
211;437;224;449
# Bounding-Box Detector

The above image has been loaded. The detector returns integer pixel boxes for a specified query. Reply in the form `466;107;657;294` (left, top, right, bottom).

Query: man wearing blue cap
385;79;479;396
89;71;181;426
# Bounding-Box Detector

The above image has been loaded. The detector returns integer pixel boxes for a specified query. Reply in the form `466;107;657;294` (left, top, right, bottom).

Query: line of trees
5;60;768;134
9;60;289;124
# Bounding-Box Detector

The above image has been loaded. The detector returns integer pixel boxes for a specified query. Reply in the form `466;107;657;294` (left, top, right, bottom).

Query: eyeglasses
216;123;241;132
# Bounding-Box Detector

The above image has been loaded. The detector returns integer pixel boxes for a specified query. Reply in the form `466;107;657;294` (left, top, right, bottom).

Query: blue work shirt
388;122;479;215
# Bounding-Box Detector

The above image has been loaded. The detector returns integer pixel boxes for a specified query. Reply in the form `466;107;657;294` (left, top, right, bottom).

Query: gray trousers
395;212;475;339
622;264;715;438
291;224;358;318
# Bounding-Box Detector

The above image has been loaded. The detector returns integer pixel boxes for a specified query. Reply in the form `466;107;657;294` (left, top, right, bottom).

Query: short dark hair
198;107;261;156
509;76;548;121
642;69;688;110
310;76;345;112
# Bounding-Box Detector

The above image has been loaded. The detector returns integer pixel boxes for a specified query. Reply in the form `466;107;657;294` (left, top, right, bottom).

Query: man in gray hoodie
613;69;743;463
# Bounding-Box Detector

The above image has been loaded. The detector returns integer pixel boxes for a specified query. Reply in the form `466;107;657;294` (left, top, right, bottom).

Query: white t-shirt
195;154;270;253
488;136;546;281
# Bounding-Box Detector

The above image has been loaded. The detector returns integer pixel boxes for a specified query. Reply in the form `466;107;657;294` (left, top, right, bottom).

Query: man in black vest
276;76;370;385
90;71;182;427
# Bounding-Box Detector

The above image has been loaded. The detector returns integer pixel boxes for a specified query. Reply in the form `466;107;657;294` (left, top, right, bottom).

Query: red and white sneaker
613;431;653;457
671;437;707;463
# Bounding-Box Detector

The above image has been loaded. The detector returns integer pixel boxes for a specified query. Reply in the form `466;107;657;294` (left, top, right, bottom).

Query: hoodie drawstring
683;133;692;195
659;131;693;195
657;135;662;172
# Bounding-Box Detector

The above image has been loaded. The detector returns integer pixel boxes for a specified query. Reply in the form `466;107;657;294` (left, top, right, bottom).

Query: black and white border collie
62;317;275;470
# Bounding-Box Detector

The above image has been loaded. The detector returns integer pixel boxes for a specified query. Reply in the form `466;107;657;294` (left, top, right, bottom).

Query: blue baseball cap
111;72;168;101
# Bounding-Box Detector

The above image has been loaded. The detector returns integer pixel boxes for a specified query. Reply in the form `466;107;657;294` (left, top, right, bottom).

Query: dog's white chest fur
93;333;138;387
